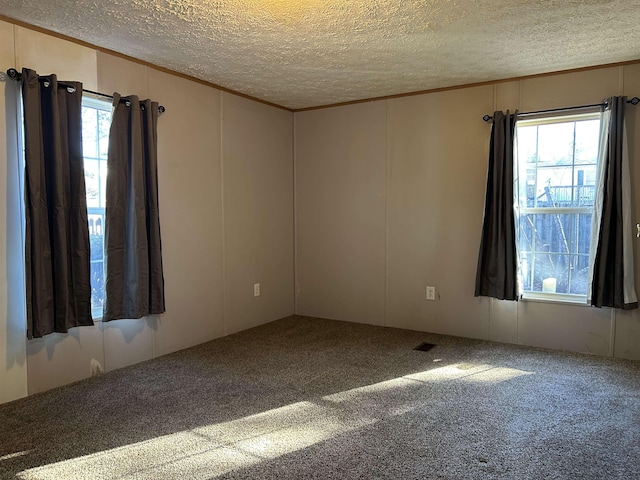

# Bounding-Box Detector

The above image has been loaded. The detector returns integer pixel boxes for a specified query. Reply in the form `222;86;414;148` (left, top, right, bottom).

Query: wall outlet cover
426;286;435;300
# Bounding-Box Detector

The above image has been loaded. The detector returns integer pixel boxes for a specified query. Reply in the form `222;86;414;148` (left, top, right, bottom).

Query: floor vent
414;342;436;352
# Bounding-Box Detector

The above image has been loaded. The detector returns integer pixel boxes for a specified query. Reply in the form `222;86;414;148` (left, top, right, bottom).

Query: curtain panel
21;68;93;338
103;94;165;321
590;96;638;309
475;110;519;301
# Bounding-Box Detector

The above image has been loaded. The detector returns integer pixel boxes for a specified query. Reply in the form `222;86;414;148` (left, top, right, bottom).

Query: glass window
515;112;600;300
82;96;112;319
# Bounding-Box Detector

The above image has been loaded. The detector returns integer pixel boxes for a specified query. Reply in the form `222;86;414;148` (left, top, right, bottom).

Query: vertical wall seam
619;65;624;95
13;23;17;68
492;83;497;112
292;112;298;316
610;308;617;357
384;100;390;328
489;83;498;341
146;64;155;361
518;79;523;110
488;298;493;341
221;93;228;336
144;61;149;97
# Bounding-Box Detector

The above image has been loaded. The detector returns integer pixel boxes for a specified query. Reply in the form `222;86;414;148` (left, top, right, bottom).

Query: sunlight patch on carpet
16;401;376;480
406;364;534;384
15;365;532;479
0;451;32;461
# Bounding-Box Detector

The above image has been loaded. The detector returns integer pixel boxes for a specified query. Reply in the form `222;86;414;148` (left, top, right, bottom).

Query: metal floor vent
414;342;436;352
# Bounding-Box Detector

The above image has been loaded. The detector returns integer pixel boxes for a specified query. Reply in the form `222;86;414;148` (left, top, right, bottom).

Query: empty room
0;1;639;479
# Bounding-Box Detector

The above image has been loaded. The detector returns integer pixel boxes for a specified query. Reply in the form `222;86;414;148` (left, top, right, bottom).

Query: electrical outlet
254;283;260;297
426;286;435;300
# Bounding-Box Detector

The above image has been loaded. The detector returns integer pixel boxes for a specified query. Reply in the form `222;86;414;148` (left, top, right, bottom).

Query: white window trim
515;109;601;303
520;292;590;306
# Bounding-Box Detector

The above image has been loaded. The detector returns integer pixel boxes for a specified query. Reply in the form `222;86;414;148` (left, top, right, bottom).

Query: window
515;111;601;301
81;96;112;318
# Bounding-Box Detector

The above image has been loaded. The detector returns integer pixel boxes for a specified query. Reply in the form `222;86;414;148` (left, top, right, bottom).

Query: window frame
514;109;602;304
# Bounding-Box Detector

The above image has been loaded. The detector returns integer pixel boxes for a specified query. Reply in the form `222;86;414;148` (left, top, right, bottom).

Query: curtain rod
5;68;165;114
482;97;640;122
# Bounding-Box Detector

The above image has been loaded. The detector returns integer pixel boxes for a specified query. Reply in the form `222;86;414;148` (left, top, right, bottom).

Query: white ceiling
2;0;640;110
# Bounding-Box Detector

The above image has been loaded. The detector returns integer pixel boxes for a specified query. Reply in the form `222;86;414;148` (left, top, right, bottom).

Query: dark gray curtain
21;68;93;338
475;110;518;300
591;97;638;309
103;94;165;321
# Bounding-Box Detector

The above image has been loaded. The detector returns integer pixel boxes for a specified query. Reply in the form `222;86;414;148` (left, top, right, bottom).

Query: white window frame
515;109;601;304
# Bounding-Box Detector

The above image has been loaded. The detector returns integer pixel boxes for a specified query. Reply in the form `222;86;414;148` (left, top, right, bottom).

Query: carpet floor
0;315;639;479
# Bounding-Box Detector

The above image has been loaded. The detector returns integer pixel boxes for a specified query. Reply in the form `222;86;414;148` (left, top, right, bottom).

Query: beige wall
222;93;294;335
295;65;640;360
616;63;640;359
0;21;294;401
295;103;387;325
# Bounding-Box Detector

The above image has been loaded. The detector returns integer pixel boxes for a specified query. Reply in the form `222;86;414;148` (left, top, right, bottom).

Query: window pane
89;211;104;316
98;110;111;159
574;167;597;206
516;126;537;208
517;212;591;296
82;106;98;158
517;212;535;254
570;254;590;295
88;214;104;258
537;122;574;166
535;166;574;207
82;97;111;319
90;259;105;314
522;252;589;295
517;125;538;164
574;119;600;165
575;213;592;255
532;252;570;294
521;213;574;254
100;161;107;208
516;113;600;298
85;159;100;208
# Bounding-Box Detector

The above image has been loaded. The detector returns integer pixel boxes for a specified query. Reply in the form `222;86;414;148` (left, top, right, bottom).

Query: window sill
521;292;591;307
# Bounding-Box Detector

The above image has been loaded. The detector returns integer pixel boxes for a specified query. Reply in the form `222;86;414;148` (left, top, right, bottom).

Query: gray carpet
1;315;639;479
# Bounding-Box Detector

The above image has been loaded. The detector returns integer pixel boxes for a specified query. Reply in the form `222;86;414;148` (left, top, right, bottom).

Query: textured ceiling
1;0;640;110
